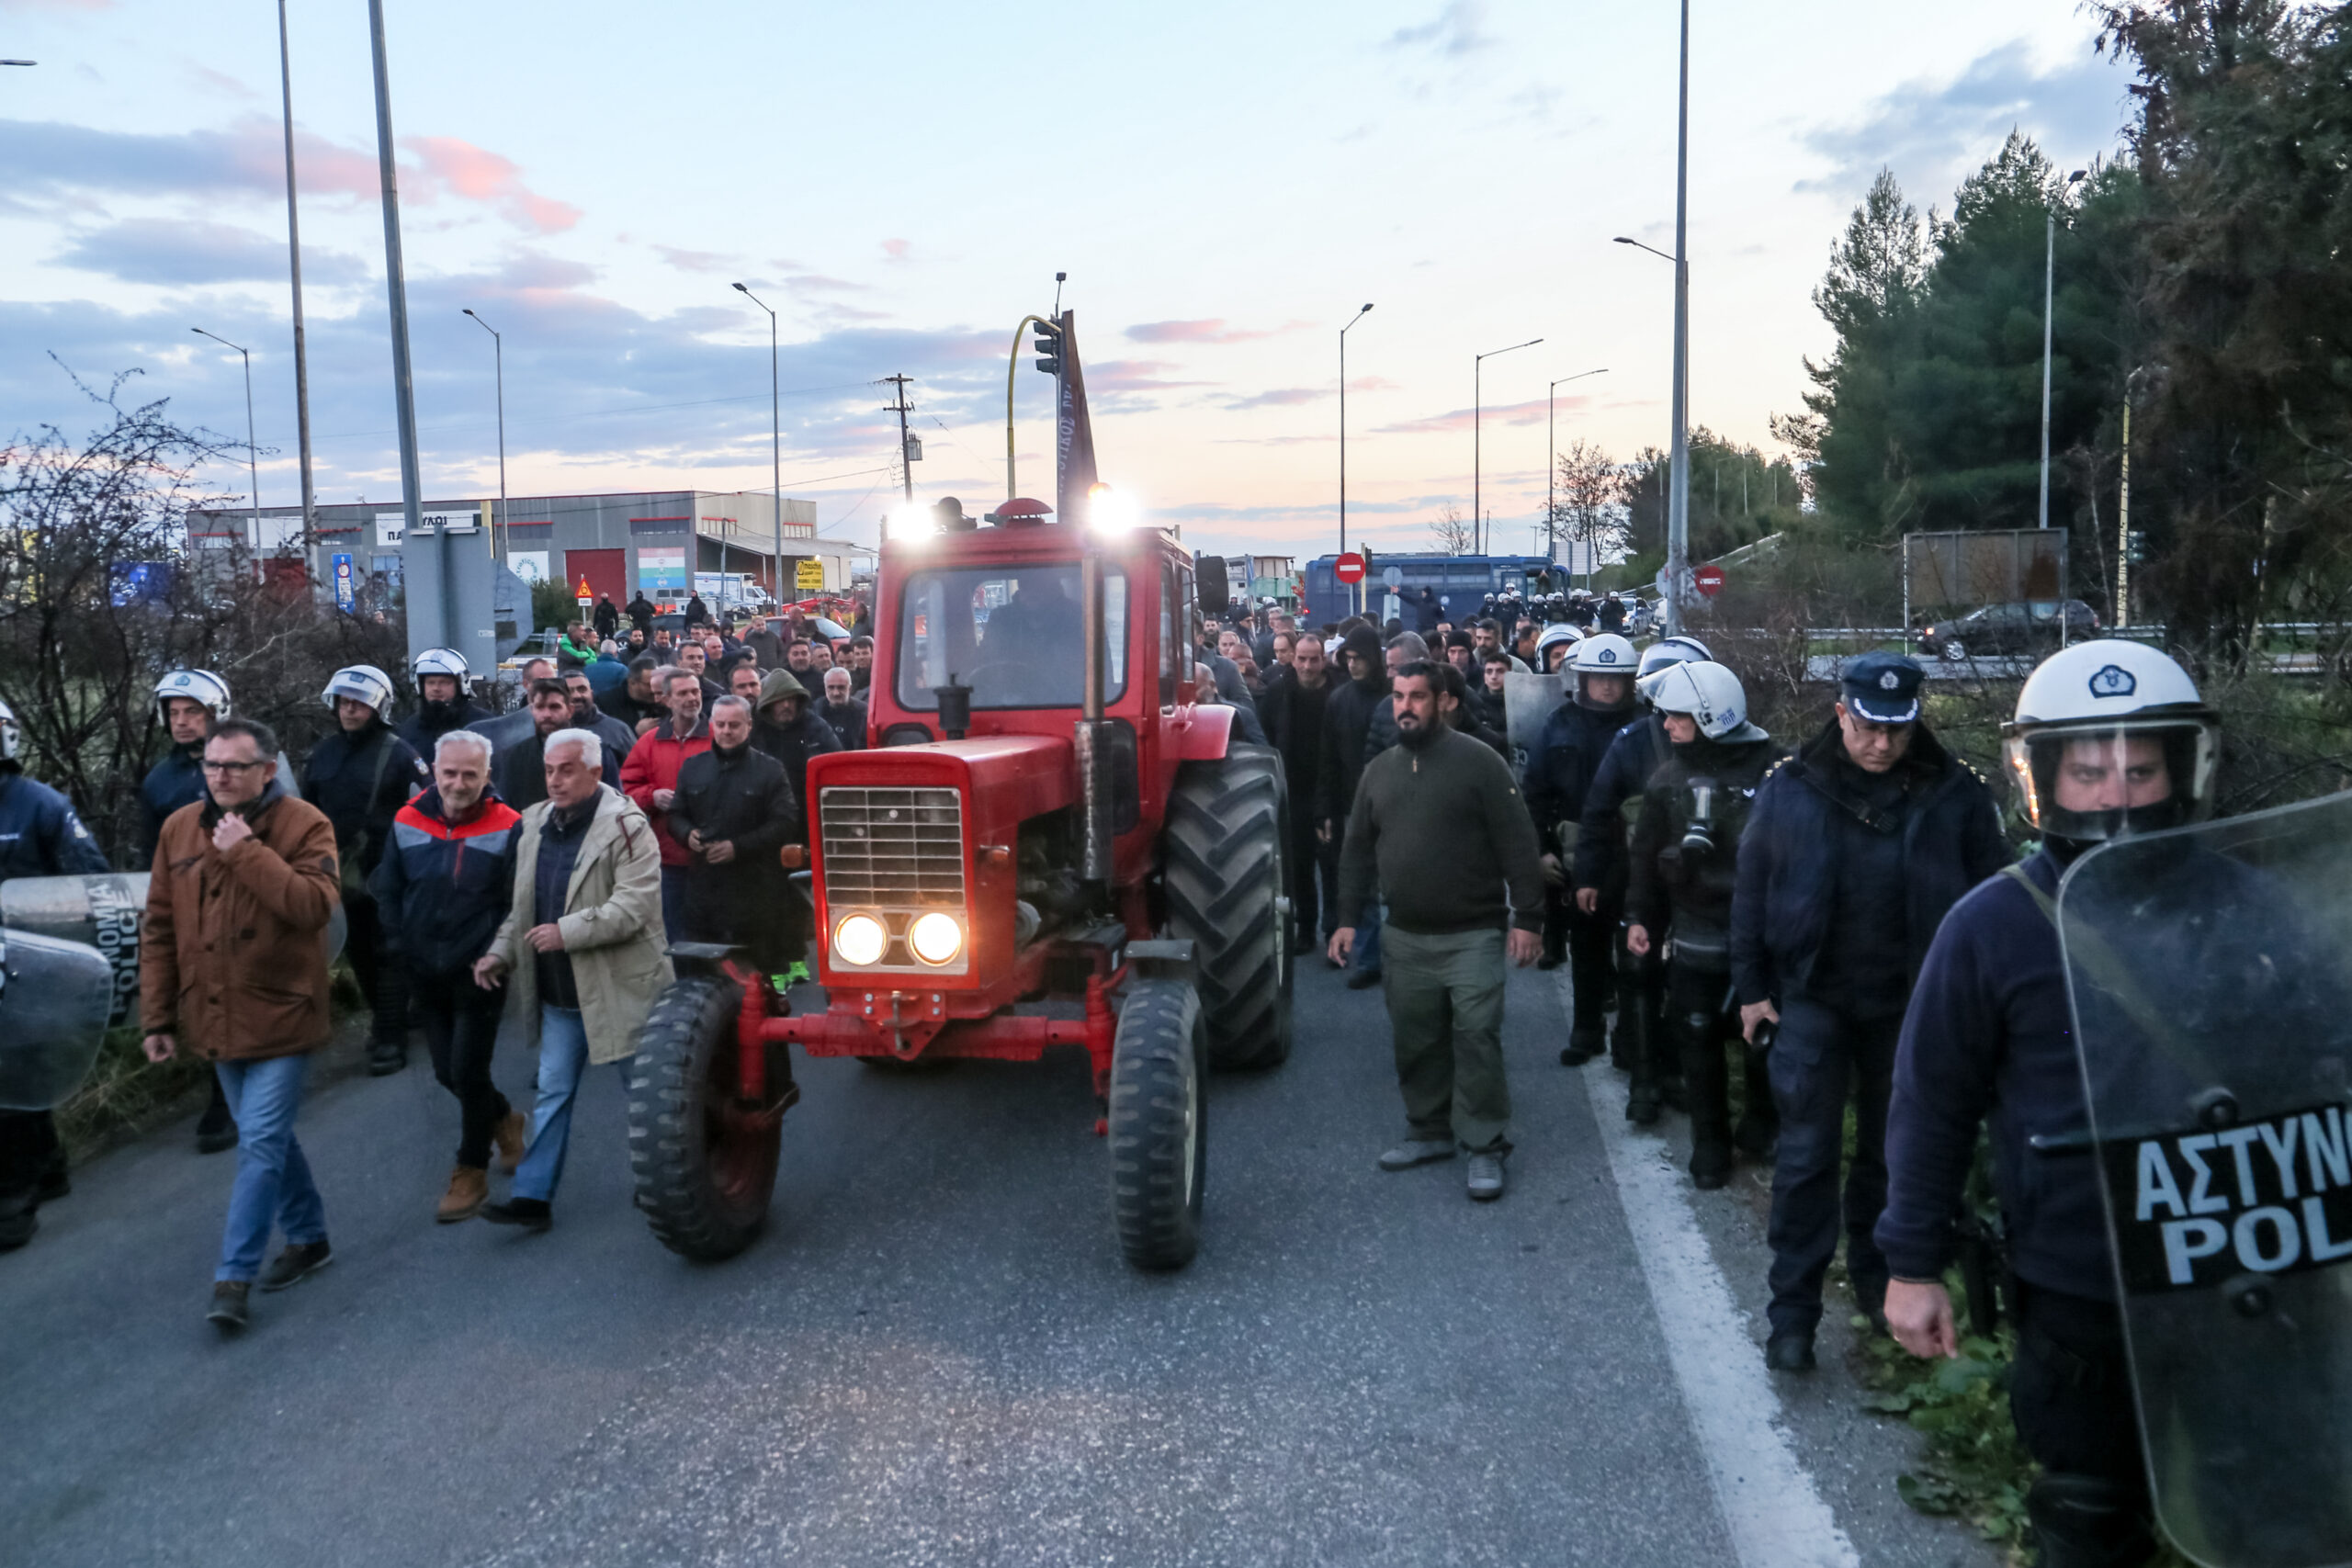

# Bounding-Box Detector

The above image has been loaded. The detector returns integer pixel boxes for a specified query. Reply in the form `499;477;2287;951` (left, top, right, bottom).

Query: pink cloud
654;244;730;273
881;238;910;260
401;136;582;234
1125;318;1306;345
1373;397;1562;436
1221;387;1327;409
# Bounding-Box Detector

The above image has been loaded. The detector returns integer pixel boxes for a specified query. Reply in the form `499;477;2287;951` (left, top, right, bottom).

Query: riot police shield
2059;789;2352;1568
1501;670;1567;782
0;931;118;1111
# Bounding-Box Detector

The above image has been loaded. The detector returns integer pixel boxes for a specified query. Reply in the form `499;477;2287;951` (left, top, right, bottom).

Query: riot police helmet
153;667;232;724
1533;622;1583;673
1635;635;1713;682
1639;659;1767;743
2001;639;2219;845
322;663;396;718
412;647;472;696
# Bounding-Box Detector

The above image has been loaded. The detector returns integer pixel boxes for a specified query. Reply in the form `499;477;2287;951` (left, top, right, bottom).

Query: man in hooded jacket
1315;624;1393;987
751;668;840;966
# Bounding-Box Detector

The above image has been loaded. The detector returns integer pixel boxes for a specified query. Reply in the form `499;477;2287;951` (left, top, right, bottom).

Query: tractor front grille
819;785;967;908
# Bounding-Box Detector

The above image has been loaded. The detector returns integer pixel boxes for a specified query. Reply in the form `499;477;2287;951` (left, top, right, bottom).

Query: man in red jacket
617;666;710;941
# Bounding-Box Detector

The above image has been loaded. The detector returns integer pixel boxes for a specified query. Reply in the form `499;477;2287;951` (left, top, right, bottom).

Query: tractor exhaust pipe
1076;547;1113;888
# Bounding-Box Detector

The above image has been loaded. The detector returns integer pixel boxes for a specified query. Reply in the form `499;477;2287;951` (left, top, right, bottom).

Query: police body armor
2058;790;2352;1567
1647;749;1771;975
1501;670;1569;787
0;874;349;1111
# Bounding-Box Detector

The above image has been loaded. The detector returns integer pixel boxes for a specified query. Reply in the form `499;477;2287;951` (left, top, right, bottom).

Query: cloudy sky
0;0;2132;559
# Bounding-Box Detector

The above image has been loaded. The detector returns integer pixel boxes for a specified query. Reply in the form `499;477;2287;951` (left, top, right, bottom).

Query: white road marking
1553;972;1860;1568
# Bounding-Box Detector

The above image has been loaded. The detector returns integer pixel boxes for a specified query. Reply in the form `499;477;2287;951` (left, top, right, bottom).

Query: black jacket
396;698;495;761
369;787;521;974
1574;714;1670;899
1730;720;2010;1010
0;769;108;881
139;742;208;869
492;727;625;810
1626;734;1785;964
1314;670;1388;829
668;741;798;953
627;595;656;634
301;720;429;878
751;710;842;841
817;696;867;751
1523;696;1638;852
593;598;620;640
1257;671;1332;814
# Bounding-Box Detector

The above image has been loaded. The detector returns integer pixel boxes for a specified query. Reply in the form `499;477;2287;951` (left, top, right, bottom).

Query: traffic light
2124;530;2148;565
1033;317;1064;377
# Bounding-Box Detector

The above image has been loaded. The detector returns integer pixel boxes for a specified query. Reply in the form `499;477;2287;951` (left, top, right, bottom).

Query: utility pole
731;284;782;605
1664;0;1691;637
276;0;316;553
883;375;915;502
366;0;435;646
1340;303;1372;615
2041;169;2088;530
462;310;506;564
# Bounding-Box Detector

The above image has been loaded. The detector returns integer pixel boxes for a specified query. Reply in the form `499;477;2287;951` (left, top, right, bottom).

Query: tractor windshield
896;563;1128;710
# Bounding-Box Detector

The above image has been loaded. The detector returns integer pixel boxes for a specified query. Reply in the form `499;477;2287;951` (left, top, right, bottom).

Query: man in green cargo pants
1330;661;1546;1202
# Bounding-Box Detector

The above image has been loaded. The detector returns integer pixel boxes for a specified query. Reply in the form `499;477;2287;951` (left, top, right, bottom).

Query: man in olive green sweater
1330;661;1546;1201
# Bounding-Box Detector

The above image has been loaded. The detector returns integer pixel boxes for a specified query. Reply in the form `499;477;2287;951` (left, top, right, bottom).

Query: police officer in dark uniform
1524;634;1637;1060
1729;651;2011;1371
0;699;111;1249
302;665;428;1076
395;647;494;758
1576;636;1712;1120
1624;660;1783;1189
1879;640;2221;1568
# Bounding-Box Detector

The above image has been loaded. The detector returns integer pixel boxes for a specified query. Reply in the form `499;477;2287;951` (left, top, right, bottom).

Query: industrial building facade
189;488;862;610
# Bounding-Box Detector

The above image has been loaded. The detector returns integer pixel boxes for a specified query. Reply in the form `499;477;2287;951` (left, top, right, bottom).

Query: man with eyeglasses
142;717;342;1332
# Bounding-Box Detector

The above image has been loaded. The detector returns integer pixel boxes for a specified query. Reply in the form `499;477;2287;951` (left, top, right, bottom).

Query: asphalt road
5;961;1997;1568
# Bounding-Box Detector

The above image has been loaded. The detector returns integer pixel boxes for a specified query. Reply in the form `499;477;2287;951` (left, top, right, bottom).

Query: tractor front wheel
1166;747;1294;1069
1107;978;1207;1270
627;976;782;1261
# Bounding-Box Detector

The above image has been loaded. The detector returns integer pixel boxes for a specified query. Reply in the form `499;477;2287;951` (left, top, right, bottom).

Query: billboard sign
506;550;549;585
796;558;826;591
637;545;687;595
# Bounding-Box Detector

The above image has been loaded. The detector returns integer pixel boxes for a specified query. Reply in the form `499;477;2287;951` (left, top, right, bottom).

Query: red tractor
625;507;1294;1269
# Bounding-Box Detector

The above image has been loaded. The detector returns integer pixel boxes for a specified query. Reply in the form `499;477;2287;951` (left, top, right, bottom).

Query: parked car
1917;599;2100;660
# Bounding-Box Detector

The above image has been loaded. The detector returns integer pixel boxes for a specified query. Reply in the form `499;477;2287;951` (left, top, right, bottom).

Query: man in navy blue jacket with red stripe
371;729;526;1224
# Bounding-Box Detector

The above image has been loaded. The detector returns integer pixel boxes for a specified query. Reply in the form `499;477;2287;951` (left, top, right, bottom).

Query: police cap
1841;650;1924;725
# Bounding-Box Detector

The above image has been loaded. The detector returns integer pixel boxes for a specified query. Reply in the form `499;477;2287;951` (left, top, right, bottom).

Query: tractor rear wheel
1166;746;1293;1069
627;976;782;1261
1107;977;1206;1270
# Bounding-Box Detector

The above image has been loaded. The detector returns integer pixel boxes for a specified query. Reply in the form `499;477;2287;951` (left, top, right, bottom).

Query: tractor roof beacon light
989;497;1053;527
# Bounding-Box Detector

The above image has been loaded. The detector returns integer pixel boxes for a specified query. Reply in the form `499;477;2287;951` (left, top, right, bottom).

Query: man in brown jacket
141;717;343;1333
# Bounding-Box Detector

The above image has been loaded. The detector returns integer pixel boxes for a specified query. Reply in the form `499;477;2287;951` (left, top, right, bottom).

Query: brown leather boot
492;1111;526;1175
437;1166;489;1224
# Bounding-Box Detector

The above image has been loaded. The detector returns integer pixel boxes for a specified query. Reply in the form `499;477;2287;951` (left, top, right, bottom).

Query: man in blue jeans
475;729;670;1230
140;717;343;1333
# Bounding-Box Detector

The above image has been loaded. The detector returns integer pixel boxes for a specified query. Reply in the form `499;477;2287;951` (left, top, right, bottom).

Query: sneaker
1558;1026;1606;1067
207;1280;251;1332
492;1111;527;1175
367;1041;406;1077
1765;1332;1816;1372
436;1166;489;1224
1465;1152;1507;1201
1344;968;1384;991
1377;1138;1456;1171
257;1239;333;1292
481;1197;553;1231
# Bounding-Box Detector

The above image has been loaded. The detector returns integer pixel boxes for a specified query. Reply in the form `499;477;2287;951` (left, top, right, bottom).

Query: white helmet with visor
2001;639;2219;844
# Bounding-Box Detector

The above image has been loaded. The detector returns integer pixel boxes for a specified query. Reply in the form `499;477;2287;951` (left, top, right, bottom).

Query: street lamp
2041;168;2089;530
276;0;317;554
461;309;507;565
1339;302;1372;615
733;283;783;614
1614;220;1691;632
1545;368;1609;581
1475;337;1542;557
191;328;260;533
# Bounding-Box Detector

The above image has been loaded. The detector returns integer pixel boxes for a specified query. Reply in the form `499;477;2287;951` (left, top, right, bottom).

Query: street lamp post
1339;302;1372;616
1612;227;1689;631
2041;168;2090;530
1474;337;1542;557
461;309;506;565
192;328;260;534
733;284;783;611
274;0;317;558
1546;367;1609;580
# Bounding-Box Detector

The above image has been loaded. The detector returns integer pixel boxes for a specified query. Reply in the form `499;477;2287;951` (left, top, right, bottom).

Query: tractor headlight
908;910;964;966
834;913;888;966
